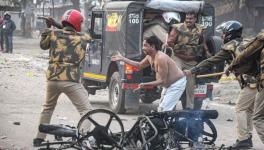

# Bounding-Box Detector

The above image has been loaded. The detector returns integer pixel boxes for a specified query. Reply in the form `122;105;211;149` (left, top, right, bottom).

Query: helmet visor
215;22;227;33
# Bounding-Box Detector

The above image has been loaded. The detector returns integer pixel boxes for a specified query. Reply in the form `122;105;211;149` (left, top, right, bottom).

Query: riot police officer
33;9;93;146
185;21;257;149
228;29;264;145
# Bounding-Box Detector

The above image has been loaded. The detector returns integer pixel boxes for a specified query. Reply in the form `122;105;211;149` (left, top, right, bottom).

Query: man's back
153;51;184;87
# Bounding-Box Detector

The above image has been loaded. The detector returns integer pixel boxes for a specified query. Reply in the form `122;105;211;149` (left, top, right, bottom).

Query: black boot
232;136;253;149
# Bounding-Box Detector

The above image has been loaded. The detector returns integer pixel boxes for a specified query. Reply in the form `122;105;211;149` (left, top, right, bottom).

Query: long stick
196;72;225;78
37;16;63;29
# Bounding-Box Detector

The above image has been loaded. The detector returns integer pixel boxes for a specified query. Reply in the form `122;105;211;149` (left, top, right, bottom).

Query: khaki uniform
191;37;258;141
170;23;205;109
36;26;93;139
229;31;264;143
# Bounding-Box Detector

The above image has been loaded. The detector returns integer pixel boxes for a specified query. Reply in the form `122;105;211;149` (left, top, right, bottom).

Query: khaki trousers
36;81;93;139
172;56;196;109
253;88;264;143
235;86;257;141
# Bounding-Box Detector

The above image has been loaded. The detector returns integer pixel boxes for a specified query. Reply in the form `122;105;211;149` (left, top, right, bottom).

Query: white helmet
162;12;181;24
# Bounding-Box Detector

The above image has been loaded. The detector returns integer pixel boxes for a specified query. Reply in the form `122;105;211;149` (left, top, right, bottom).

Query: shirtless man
112;36;186;111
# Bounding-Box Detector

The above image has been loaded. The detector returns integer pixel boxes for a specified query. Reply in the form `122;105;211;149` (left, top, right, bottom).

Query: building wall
205;0;264;34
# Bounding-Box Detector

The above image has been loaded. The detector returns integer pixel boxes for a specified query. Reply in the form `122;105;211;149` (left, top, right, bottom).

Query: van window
94;17;102;35
91;13;103;39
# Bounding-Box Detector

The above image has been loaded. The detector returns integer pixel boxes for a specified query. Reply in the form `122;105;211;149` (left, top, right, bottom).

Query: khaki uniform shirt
40;26;91;82
171;23;205;66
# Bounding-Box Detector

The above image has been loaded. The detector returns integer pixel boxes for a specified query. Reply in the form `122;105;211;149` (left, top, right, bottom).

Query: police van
81;0;223;113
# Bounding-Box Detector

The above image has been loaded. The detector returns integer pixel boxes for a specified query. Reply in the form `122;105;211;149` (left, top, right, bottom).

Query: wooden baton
196;72;225;78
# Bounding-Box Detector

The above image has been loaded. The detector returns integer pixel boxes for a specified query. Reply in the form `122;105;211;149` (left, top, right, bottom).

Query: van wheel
109;72;125;114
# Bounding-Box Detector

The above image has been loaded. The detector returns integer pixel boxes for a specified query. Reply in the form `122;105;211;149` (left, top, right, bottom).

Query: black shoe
232;137;253;149
33;138;44;147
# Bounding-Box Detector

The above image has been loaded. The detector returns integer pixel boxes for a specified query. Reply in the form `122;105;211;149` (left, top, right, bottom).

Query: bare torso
148;51;184;87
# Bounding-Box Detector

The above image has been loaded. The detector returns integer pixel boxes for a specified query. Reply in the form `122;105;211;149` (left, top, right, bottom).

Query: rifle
37;16;63;29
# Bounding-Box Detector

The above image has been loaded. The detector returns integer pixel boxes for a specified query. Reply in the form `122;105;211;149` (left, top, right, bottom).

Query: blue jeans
4;32;13;53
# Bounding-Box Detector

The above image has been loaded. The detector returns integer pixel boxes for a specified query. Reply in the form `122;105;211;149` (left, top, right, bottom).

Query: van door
83;11;105;81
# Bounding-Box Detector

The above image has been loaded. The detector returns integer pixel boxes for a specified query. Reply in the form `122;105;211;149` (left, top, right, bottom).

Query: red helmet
61;9;83;32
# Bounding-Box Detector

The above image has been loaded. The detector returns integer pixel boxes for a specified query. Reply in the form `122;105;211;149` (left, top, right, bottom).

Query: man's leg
185;74;195;109
180;61;195;109
253;88;264;143
193;97;203;110
62;82;93;116
233;86;257;148
10;33;13;53
7;33;12;53
158;77;186;111
180;90;187;109
0;31;3;51
34;81;61;145
62;81;93;134
4;33;8;53
158;87;167;112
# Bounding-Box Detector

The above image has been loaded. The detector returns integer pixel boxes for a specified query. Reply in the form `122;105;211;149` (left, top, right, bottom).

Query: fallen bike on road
37;108;233;150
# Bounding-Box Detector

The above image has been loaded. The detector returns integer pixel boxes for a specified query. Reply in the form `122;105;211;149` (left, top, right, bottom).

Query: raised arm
111;54;150;69
40;29;52;50
167;28;178;47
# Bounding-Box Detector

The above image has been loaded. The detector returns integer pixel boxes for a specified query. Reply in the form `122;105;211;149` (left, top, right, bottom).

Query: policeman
228;30;264;144
33;9;93;146
167;11;210;109
184;21;257;149
143;12;181;44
